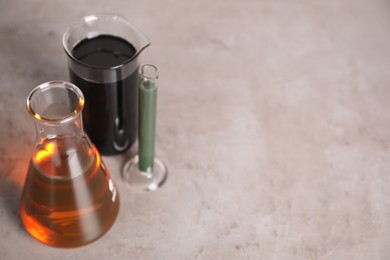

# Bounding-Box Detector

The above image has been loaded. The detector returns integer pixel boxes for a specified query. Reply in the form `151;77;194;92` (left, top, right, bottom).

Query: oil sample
20;137;119;248
63;14;151;155
20;81;120;248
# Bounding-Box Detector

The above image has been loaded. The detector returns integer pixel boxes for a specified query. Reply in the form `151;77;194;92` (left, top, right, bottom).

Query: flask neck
27;81;86;142
33;116;84;142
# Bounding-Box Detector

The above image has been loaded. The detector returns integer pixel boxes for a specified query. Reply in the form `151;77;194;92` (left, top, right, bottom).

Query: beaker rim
62;13;151;71
27;81;85;124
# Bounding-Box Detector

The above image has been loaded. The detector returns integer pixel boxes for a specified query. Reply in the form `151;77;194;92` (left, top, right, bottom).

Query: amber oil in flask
19;81;120;248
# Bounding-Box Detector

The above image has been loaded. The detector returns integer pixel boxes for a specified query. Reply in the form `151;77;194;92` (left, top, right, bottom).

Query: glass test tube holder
122;64;168;192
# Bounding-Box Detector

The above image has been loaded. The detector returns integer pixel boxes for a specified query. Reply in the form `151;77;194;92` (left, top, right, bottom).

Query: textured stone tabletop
1;0;390;259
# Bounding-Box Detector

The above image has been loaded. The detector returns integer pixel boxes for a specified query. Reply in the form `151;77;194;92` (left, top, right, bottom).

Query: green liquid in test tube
138;65;158;172
122;64;168;192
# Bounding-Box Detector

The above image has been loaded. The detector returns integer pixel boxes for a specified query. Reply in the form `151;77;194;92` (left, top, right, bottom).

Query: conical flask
19;81;120;248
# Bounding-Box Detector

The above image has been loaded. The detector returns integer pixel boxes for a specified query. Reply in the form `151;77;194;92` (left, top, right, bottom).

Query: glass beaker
63;13;151;155
19;81;120;248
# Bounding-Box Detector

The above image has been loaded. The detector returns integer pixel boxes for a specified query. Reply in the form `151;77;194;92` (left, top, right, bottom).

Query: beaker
63;14;151;155
19;81;120;248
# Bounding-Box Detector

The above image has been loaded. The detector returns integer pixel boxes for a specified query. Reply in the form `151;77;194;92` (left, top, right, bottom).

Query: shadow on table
0;129;31;231
0;172;25;230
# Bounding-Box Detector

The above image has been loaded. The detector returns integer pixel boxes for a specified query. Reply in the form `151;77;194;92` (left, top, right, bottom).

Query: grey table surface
1;0;390;259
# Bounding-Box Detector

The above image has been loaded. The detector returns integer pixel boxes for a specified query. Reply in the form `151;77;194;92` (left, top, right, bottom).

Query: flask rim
26;81;85;124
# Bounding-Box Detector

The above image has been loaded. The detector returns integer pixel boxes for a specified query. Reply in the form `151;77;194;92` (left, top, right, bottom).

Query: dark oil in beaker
69;34;139;155
19;136;120;248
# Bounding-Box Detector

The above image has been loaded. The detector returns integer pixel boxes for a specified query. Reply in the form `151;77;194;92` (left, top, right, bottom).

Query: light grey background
1;0;390;259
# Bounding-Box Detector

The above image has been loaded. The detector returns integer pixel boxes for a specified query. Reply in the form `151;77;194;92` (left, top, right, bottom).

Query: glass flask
19;81;120;248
